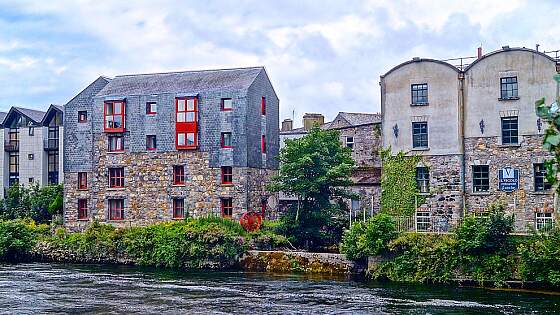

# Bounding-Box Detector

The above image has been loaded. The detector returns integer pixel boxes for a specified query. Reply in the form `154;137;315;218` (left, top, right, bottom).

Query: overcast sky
0;0;558;126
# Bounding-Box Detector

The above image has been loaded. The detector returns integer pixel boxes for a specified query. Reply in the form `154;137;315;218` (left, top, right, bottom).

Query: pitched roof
12;107;46;123
97;67;264;97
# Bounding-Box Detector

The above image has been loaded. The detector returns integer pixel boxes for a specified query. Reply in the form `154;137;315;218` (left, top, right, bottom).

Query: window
500;77;518;99
222;98;233;111
108;167;124;188
176;97;198;149
536;213;554;231
472;165;490;192
534;163;552;191
416;167;429;193
501;116;518;145
104;101;126;132
173;198;185;219
173;165;185;185
146;135;157;151
48;151;59;185
221;198;233;218
221;166;233;184
78;199;88;220
261;97;266;115
411;83;428;105
221;132;233;148
78;172;87;190
146;102;157;115
78;111;87;123
416;212;431;232
108;135;124;152
345;136;354;149
261;135;267;153
28;127;34;136
28;154;34;160
412;122;428;148
108;199;124;220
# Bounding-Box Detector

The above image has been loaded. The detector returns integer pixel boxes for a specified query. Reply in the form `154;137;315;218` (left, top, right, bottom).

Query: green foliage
0;183;63;224
269;125;355;249
379;149;423;216
340;213;398;260
518;228;560;286
0;219;49;261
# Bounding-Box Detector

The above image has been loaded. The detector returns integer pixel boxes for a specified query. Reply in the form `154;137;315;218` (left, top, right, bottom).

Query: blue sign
498;167;519;192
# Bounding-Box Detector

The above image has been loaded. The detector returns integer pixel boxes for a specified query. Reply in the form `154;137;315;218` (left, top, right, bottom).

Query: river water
0;263;558;314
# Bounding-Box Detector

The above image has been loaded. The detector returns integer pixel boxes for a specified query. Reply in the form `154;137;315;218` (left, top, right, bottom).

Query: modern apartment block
279;112;382;216
381;46;559;232
0;105;64;193
63;67;279;230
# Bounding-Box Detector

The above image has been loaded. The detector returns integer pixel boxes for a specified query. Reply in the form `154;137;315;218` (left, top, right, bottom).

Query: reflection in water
0;263;558;314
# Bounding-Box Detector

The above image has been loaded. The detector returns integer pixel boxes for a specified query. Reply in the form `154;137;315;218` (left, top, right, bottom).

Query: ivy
379;148;424;216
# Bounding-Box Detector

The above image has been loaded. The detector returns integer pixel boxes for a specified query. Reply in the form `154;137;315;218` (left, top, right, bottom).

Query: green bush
518;228;560;286
340;213;398;260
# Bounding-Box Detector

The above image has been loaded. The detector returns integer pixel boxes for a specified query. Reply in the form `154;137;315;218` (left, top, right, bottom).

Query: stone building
0;105;64;194
63;67;279;230
279;112;382;217
381;46;559;232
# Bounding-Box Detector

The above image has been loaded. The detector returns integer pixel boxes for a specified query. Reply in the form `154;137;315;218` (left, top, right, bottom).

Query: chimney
477;46;482;59
281;119;293;131
302;113;325;131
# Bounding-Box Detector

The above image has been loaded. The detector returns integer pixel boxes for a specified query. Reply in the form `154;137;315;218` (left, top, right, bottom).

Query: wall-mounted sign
498;167;519;192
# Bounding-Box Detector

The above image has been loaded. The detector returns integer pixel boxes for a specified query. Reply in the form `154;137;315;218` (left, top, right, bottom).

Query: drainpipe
458;71;467;220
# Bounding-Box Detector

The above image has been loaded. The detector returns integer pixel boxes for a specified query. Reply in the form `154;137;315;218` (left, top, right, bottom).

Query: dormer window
411;83;428;105
104;101;126;132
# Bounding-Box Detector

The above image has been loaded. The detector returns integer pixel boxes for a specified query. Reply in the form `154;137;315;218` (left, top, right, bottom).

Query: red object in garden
240;211;262;232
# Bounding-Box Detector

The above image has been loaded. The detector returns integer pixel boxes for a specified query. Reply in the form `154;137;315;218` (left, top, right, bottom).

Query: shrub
341;213;398;260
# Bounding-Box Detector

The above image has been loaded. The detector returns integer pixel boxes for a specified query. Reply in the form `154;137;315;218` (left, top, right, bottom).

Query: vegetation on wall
379;148;423;216
0;184;63;224
269;125;355;250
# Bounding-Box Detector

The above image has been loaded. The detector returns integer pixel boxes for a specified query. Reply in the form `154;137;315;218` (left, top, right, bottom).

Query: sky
0;0;559;126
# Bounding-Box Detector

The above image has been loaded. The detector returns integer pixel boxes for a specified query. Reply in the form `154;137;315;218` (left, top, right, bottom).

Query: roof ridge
115;66;265;78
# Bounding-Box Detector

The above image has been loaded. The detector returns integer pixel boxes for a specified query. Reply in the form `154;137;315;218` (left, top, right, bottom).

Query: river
0;263;558;314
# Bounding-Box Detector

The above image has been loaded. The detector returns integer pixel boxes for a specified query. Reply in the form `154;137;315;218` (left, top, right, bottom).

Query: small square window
222;98;233;111
78;111;87;123
78;172;87;190
221;132;233;148
221;166;233;184
173;165;185;185
173;198;185;219
146;135;157;151
472;165;490;193
146;102;157;115
108;199;124;220
78;199;88;220
411;83;428;105
221;198;233;218
28;154;34;160
28;127;34;136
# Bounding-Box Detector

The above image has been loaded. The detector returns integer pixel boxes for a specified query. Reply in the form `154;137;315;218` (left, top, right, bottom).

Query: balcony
44;139;59;151
4;140;19;152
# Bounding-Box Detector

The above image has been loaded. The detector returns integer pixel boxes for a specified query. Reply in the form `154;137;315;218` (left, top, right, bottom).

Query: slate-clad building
64;67;279;230
381;46;559;232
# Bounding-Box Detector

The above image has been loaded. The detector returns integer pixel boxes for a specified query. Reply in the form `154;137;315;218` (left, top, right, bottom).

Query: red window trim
78;111;88;123
173;198;185;219
78;172;87;190
146;102;157;115
221;132;233;148
173;165;185;185
104;100;126;133
221;166;233;184
221;98;233;111
261;97;266;115
261;135;266;153
108;167;125;188
176;97;198;149
146;135;157;151
78;199;88;220
221;198;233;218
108;199;125;221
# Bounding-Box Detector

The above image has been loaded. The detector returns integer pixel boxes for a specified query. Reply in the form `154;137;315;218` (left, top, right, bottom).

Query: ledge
498;97;520;101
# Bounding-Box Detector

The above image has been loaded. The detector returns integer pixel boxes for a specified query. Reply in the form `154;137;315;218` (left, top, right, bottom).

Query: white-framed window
416;211;431;232
536;213;554;232
345;136;354;150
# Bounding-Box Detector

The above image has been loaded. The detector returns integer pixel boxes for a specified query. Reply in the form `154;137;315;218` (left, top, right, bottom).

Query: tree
269;125;355;249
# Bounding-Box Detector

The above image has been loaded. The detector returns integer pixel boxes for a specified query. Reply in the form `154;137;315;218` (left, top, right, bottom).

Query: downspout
458;71;466;220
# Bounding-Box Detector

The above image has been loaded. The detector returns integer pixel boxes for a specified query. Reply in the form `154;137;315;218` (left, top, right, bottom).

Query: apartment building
279;112;382;216
63;67;279;230
0;105;64;193
381;46;559;232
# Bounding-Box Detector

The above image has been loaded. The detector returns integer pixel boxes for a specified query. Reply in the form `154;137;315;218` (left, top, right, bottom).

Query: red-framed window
261;97;266;115
108;199;124;220
261;135;266;153
104;101;126;132
108;135;124;152
108;167;124;188
146;135;156;151
221;98;233;111
78;172;87;190
78;199;88;220
78;111;88;123
221;198;233;218
261;199;267;218
176;97;198;149
146;102;157;115
173;165;185;185
221;132;233;148
173;198;185;219
221;166;233;184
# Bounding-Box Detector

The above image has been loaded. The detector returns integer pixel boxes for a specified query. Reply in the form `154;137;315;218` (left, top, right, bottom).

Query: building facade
279;112;382;217
381;46;559;232
63;67;279;230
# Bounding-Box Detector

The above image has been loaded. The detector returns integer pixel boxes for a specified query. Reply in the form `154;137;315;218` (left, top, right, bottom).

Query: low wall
239;250;364;274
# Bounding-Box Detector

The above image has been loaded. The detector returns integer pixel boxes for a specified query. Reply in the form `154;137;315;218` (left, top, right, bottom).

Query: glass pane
187;133;195;146
178;133;185;146
186;112;195;122
177;99;185;112
187;99;195;111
